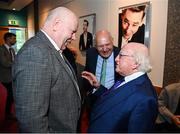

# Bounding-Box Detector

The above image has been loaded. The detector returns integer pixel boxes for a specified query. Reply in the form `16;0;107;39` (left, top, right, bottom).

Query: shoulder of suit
0;45;6;50
87;32;93;36
87;47;96;53
113;46;120;55
165;82;180;93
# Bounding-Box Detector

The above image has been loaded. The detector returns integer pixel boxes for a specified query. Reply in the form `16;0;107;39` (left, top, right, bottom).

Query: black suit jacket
118;15;145;48
0;45;15;83
83;46;121;93
79;32;93;51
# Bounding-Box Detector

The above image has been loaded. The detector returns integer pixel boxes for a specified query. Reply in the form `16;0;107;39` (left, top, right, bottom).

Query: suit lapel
37;31;81;99
91;74;147;121
54;49;81;99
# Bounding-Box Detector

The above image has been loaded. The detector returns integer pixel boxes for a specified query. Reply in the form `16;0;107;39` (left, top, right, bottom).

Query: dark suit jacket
118;15;145;48
83;46;120;93
12;31;81;132
63;47;77;75
0;45;15;83
79;32;93;51
88;74;158;133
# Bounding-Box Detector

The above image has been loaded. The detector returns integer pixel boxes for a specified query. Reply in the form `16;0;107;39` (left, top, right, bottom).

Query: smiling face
121;9;144;40
42;7;79;51
95;30;114;58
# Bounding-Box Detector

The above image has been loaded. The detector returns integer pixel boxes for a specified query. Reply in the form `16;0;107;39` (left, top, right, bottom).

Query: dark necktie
9;48;14;61
100;59;107;86
101;78;125;97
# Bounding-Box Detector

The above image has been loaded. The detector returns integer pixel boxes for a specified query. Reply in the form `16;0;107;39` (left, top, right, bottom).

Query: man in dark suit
79;19;93;51
80;30;120;132
83;30;120;100
0;32;16;118
82;42;158;133
118;5;146;48
13;7;81;132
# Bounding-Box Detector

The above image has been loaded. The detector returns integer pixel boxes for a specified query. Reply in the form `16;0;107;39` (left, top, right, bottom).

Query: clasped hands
81;71;100;88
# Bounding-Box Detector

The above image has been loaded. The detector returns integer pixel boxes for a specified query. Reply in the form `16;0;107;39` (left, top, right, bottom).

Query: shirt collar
124;72;145;83
121;36;132;48
41;29;60;52
4;44;10;50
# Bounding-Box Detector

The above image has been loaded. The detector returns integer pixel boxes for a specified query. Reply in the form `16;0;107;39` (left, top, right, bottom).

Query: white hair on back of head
130;43;152;73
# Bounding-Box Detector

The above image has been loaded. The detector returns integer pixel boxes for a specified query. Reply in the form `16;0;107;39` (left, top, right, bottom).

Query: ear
52;19;62;32
132;61;140;70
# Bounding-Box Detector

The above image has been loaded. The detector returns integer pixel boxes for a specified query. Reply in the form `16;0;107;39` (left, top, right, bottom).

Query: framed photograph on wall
118;2;151;48
78;13;96;54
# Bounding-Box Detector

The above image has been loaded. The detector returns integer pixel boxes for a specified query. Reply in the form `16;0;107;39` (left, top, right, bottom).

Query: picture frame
118;2;151;48
78;13;96;55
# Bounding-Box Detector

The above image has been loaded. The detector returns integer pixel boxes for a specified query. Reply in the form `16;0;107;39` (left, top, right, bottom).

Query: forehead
96;36;111;46
123;9;143;23
66;17;78;30
121;45;133;54
83;21;88;25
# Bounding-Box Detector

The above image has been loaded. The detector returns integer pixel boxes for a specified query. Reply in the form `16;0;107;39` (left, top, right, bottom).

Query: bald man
82;30;120;100
13;7;81;132
80;30;120;131
82;42;158;132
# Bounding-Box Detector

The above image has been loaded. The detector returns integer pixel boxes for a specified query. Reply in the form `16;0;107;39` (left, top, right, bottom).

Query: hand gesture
81;71;100;88
172;115;180;128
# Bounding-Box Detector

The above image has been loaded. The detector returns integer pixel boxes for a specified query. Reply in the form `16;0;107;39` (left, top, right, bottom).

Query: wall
0;8;27;27
27;2;35;39
36;0;168;87
163;0;180;87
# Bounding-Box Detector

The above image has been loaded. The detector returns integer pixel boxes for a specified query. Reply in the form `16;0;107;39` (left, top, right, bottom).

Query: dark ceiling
0;0;12;2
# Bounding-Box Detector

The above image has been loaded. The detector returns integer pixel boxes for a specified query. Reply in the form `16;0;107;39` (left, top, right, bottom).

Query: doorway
0;26;27;54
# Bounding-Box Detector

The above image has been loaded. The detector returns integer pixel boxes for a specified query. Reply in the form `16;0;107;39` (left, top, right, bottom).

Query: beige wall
27;2;35;39
34;0;168;87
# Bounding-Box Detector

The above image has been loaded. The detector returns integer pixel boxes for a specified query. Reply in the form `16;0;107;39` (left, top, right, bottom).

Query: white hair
132;48;152;73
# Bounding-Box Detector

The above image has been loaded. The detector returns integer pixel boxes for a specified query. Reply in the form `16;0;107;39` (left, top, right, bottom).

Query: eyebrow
124;18;140;25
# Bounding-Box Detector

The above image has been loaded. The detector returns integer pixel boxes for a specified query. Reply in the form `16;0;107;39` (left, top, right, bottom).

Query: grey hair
132;49;152;73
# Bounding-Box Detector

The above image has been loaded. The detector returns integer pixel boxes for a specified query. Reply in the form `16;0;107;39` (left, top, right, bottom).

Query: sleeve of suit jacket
13;43;51;132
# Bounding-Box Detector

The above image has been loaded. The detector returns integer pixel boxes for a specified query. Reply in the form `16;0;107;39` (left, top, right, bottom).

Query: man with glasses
80;30;120;132
82;30;120;99
82;42;158;132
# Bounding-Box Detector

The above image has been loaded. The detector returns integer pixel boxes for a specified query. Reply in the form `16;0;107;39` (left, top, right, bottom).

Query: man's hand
81;71;100;88
172;115;180;128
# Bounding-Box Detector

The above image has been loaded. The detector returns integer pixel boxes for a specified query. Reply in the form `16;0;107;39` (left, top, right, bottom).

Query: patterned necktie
100;59;107;86
101;78;125;97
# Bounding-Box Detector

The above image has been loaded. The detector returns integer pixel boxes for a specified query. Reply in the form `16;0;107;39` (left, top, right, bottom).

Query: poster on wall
78;14;96;56
118;2;151;48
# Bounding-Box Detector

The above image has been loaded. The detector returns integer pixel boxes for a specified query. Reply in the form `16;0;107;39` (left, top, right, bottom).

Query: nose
72;33;76;40
115;55;119;63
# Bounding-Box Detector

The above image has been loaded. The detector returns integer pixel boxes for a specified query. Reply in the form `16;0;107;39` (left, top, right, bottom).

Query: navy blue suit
88;74;158;133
